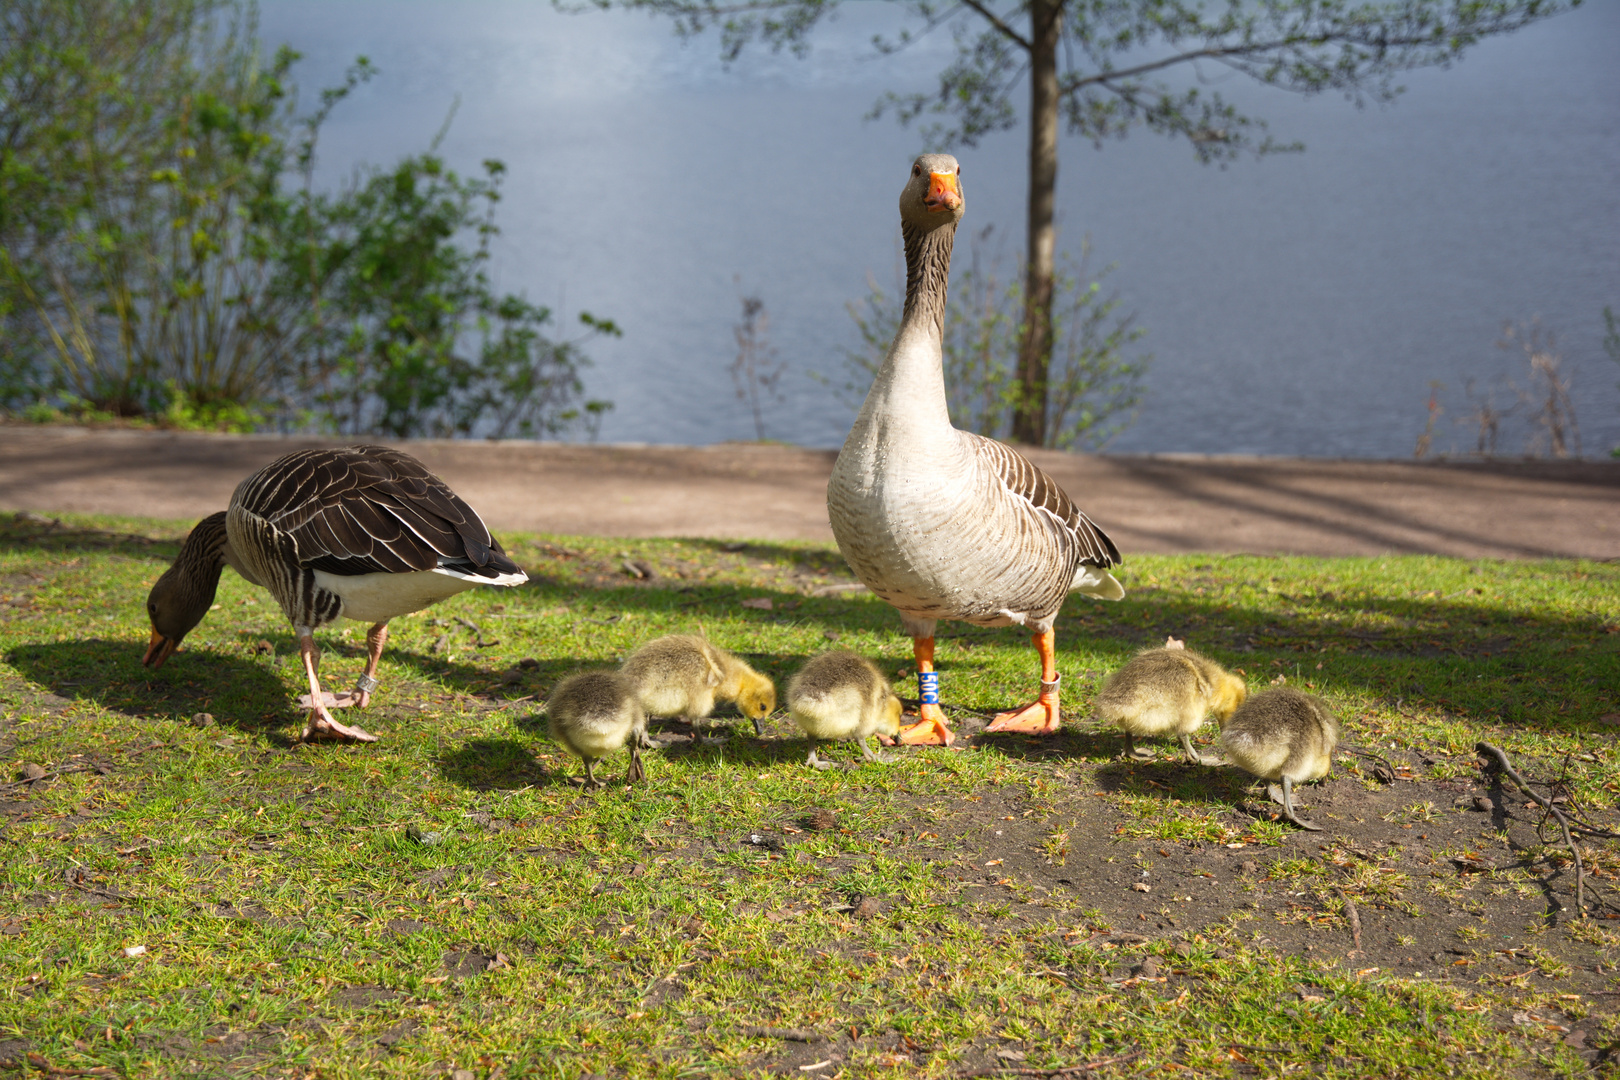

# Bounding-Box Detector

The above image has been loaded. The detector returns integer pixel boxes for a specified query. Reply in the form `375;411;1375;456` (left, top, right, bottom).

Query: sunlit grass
0;512;1615;1076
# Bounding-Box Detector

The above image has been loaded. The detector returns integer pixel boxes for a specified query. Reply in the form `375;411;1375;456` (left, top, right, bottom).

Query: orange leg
297;633;378;743
985;629;1062;735
897;636;955;746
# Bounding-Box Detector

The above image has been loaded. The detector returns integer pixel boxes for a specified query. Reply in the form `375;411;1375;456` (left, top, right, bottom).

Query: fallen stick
1343;746;1402;784
1339;888;1363;952
740;1025;823;1043
1476;742;1584;917
0;764;87;790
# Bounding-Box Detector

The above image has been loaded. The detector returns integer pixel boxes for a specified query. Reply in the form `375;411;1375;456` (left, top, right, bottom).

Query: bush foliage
0;0;613;437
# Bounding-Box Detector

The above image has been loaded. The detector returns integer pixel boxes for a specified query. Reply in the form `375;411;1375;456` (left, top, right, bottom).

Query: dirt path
1;424;1615;558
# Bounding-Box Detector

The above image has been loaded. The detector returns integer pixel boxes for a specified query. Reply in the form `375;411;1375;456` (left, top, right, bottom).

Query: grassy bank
1;512;1617;1077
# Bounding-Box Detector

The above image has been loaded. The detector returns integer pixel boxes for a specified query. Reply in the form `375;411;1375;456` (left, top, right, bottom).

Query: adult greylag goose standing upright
827;154;1123;745
143;445;527;742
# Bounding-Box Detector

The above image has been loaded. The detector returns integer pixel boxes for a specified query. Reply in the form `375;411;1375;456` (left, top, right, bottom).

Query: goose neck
900;219;956;343
173;511;231;612
857;219;957;433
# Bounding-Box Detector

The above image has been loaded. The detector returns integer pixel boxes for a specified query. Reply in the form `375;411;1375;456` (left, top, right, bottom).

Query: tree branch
957;0;1030;51
1064;20;1551;95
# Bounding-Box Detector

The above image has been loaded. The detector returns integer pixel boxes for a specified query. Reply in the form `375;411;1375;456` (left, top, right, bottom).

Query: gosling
546;669;648;789
1095;644;1246;765
787;650;904;770
1218;687;1339;832
620;634;777;737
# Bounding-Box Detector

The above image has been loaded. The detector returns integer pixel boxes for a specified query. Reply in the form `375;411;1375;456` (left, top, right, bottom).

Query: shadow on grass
437;737;552;791
3;638;301;740
1092;757;1259;808
0;514;178;559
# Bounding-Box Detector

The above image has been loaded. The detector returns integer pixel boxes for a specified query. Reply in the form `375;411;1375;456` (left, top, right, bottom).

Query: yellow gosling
1218;687;1340;831
787;650;904;770
546;670;648;790
620;634;776;736
1095;643;1246;765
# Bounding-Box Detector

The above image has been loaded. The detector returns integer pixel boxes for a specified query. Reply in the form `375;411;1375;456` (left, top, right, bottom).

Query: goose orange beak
925;171;961;212
143;629;179;668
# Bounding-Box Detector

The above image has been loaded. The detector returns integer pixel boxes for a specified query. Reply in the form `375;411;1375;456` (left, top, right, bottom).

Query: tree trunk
1011;0;1061;447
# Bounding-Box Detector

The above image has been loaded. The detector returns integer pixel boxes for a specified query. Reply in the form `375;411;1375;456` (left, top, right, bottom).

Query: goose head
143;564;215;668
899;153;964;231
142;513;228;668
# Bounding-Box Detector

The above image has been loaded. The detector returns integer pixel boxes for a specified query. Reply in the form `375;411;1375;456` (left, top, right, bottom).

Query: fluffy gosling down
620;634;776;736
787;650;904;770
1219;687;1340;831
546;670;648;790
1095;640;1246;765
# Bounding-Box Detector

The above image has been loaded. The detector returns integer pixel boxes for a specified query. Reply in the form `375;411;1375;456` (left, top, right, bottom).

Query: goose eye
912;164;921;177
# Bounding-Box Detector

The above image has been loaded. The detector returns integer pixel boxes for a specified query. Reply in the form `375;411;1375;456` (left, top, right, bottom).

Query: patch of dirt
133;1023;284;1062
375;1018;420;1048
441;948;496;980
686;741;1619;1009
328;985;402;1009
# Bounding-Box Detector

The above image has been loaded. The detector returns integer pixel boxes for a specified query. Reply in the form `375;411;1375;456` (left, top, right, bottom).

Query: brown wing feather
233;445;520;578
964;433;1121;568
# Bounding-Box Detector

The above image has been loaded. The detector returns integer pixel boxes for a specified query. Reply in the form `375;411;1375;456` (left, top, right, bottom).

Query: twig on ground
1546;753;1620;839
1339;888;1363;952
1562;814;1620;841
1476;741;1585;916
899;697;1001;721
1344;745;1401;784
956;1051;1140;1078
0;764;87;790
740;1025;823;1043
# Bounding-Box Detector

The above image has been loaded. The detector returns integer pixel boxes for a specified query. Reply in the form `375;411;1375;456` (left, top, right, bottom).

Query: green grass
0;512;1617;1077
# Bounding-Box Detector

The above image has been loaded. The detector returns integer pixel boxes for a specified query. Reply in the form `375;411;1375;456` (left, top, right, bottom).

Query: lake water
258;1;1620;458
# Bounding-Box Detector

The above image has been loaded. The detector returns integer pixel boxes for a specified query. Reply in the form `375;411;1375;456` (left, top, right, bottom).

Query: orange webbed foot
985;699;1061;735
898;703;955;746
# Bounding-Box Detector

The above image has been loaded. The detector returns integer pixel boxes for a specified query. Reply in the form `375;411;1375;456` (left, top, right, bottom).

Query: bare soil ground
1;423;1616;557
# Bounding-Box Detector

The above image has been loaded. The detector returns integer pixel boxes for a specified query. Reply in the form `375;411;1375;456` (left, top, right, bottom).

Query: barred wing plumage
231;445;520;580
962;433;1120;570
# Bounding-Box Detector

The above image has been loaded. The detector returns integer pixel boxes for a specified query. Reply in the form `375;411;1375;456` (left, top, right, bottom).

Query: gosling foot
1180;734;1223;766
1267;781;1323;831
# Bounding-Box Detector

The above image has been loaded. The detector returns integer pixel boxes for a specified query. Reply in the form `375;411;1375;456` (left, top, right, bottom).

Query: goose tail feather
1071;565;1124;601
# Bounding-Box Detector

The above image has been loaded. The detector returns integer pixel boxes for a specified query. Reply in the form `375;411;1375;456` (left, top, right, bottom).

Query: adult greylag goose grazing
826;153;1123;745
142;444;527;742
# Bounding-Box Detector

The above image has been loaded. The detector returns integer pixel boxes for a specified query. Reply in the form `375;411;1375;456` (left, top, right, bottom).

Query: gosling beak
925;171;961;212
143;629;179;669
